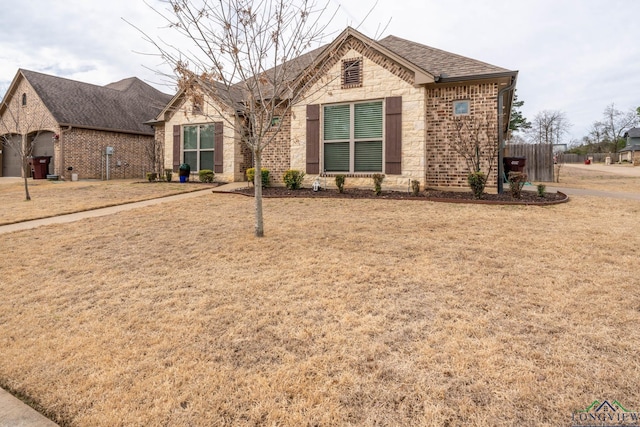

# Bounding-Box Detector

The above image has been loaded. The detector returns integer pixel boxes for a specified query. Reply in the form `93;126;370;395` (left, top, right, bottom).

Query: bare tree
601;104;638;154
144;135;165;179
1;96;49;201
135;0;378;237
527;110;571;145
450;112;498;197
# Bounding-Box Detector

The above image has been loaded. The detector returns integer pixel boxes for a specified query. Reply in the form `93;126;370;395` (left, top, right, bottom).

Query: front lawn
0;192;638;426
0;179;212;225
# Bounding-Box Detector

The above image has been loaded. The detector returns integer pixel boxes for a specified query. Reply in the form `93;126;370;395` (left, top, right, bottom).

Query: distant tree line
508;92;639;154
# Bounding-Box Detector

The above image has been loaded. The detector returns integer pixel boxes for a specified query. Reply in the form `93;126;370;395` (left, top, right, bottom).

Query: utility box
105;147;114;155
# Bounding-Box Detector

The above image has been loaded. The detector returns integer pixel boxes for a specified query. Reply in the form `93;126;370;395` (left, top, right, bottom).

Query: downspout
497;74;517;194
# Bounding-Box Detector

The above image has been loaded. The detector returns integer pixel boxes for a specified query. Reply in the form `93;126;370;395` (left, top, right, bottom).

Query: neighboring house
155;27;517;188
620;128;640;164
0;69;172;179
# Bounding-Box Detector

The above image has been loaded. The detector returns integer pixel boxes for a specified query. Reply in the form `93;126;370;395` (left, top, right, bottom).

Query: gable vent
342;58;363;89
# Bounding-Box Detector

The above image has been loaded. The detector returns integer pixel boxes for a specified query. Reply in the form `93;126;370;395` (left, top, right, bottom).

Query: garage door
2;135;23;177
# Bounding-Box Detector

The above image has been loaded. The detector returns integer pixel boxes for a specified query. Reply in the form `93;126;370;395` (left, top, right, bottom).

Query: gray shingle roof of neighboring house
623;127;640;138
20;69;172;135
619;144;640;152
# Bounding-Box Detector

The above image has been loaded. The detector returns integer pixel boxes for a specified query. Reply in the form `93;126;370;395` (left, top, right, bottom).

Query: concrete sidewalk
0;184;248;235
0;388;58;427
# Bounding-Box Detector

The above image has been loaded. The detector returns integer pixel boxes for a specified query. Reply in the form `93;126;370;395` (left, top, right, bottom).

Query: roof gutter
497;72;518;194
436;71;517;84
57;123;155;137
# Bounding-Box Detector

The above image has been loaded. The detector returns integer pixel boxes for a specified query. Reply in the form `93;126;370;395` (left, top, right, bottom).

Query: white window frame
183;124;215;172
453;100;470;116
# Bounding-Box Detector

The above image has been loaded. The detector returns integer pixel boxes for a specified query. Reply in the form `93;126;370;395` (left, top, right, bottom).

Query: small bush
146;172;157;182
467;171;486;199
335;174;346;193
199;169;214;183
246;168;270;187
372;174;385;196
411;180;421;196
508;172;527;199
537;183;546;198
283;170;305;190
164;169;173;182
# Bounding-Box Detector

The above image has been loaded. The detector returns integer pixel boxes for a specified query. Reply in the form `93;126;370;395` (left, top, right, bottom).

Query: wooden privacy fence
505;144;554;182
562;153;614;164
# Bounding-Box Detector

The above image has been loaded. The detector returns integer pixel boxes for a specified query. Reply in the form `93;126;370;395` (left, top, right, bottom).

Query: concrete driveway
562;163;640;176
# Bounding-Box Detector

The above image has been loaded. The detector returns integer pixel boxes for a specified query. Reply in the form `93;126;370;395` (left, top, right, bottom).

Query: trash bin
31;156;52;179
503;156;526;175
179;163;191;183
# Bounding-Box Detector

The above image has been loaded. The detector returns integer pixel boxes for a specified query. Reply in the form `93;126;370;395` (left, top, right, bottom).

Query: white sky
1;0;639;143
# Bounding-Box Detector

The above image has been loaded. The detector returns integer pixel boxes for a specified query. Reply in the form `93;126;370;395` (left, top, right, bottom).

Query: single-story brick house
154;27;518;189
620;128;640;164
0;69;172;179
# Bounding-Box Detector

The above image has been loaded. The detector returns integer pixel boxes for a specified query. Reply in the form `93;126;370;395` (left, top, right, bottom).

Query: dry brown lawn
0;179;211;225
0;178;639;426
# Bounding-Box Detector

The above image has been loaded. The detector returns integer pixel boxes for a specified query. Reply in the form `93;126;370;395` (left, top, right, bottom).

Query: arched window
21;93;27;106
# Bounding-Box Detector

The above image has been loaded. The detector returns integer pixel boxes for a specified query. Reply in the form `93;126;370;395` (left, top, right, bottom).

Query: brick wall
62;128;155;180
0;76;59;177
260;110;292;186
425;83;500;188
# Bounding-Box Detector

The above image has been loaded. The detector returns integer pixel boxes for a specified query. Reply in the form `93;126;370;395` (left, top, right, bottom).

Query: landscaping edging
228;187;570;206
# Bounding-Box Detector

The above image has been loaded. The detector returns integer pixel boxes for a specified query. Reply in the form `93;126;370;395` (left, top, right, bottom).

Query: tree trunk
253;149;264;237
22;135;31;201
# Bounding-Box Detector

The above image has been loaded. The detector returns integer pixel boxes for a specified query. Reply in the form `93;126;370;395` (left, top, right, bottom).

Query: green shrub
246;168;270;187
164;169;173;182
508;172;527;199
283;169;305;190
372;173;385;196
199;169;214;183
537;183;546;198
411;179;421;196
335;174;346;193
146;172;157;182
467;171;486;199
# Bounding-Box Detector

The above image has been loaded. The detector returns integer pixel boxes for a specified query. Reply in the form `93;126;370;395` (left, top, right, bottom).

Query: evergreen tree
509;90;531;134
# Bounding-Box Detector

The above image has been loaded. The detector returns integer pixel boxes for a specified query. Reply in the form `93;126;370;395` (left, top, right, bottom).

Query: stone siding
290;46;426;190
163;95;247;182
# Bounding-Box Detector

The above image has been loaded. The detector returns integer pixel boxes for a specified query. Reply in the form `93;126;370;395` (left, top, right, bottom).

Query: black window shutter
306;104;320;174
173;125;181;172
385;96;402;174
214;122;223;174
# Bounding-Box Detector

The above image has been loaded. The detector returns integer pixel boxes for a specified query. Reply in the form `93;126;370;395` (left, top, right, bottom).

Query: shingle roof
624;127;640;138
619;144;640;152
159;27;515;117
377;35;512;80
21;70;172;135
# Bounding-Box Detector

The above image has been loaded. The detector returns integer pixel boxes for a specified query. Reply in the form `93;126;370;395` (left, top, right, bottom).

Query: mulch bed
233;186;569;205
